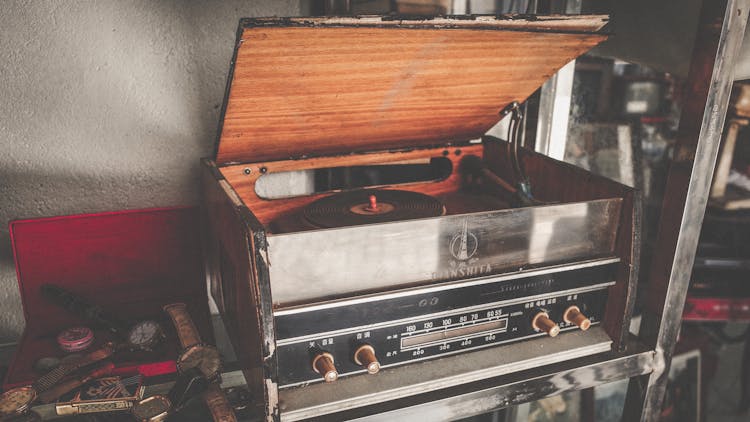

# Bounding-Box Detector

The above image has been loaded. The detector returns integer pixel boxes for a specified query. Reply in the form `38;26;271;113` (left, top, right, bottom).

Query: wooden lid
215;15;608;165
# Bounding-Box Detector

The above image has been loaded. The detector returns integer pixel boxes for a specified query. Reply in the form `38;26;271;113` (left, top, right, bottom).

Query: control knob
532;311;560;337
311;352;338;383
353;344;380;374
563;305;591;331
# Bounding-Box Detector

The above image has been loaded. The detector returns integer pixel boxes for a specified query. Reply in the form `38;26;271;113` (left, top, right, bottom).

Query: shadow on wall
0;0;303;341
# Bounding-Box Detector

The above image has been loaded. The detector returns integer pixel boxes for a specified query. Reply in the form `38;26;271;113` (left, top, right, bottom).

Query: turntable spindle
366;195;378;212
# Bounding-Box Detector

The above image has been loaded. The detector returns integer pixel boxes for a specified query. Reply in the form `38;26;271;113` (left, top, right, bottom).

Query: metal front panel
346;345;654;422
276;286;610;387
274;259;618;339
267;199;621;306
278;327;613;421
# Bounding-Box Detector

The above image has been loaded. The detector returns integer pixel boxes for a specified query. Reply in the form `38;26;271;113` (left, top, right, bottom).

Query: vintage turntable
201;15;638;421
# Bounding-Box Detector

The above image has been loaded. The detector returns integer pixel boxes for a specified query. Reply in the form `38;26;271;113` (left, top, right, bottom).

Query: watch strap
163;303;201;349
203;384;237;422
33;342;115;392
40;284;128;334
167;368;208;410
38;362;114;404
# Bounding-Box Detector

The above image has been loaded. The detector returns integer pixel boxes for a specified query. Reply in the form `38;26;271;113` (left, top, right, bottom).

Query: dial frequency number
276;288;608;387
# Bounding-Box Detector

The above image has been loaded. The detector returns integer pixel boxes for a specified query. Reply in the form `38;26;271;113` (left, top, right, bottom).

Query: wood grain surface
215;21;606;164
220;144;484;228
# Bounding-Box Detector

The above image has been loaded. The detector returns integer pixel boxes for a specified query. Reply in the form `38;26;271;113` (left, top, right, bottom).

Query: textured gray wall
0;1;302;342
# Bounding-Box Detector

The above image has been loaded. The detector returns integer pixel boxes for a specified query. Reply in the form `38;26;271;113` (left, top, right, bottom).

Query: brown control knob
353;344;380;374
312;352;338;382
532;312;560;337
563;306;591;331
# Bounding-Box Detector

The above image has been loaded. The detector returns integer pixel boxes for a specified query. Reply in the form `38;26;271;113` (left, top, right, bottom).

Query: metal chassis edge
623;0;750;421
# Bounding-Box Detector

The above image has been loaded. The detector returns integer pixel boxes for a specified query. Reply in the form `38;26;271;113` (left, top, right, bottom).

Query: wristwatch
163;303;221;381
167;367;208;412
41;284;165;352
0;386;37;418
203;384;237;422
126;320;165;352
33;342;116;392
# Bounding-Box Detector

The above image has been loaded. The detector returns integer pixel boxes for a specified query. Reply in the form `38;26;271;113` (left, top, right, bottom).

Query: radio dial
311;352;338;383
563;306;591;331
532;311;560;337
353;344;380;374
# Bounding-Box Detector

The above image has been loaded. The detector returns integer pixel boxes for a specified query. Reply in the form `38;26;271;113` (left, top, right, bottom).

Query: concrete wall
0;1;303;342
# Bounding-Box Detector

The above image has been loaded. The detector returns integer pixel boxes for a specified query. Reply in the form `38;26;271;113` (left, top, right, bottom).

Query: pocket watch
0;386;37;417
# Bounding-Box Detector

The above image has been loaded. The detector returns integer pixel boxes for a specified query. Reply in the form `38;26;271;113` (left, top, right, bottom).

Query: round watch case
126;320;165;351
176;343;222;381
56;326;94;353
0;386;37;417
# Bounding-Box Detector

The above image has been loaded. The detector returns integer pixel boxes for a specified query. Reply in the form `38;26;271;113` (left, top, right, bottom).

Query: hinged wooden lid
214;15;608;165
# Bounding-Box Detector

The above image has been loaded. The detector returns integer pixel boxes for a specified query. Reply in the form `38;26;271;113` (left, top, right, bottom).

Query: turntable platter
303;189;446;228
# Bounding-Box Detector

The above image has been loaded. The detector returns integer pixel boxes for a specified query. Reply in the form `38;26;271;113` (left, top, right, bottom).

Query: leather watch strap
203;384;237;422
163;303;202;349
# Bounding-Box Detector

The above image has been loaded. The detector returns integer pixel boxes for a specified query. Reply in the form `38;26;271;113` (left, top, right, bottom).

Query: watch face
132;395;171;420
127;320;163;349
177;345;221;380
0;387;37;416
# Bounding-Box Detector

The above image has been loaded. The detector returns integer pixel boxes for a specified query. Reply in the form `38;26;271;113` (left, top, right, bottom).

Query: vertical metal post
534;1;580;160
535;62;577;160
624;0;749;420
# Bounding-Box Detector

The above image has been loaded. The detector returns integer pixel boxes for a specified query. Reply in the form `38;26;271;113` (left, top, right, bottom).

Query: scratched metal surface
267;199;621;306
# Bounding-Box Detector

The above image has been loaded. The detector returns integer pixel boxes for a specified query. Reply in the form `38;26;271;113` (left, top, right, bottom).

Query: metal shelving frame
624;0;750;420
225;1;748;420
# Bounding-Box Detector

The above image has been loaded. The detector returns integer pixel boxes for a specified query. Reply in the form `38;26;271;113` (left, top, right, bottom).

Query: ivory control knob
532;311;560;337
353;344;381;374
311;352;338;383
563;306;591;331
